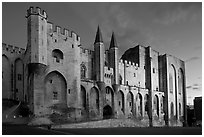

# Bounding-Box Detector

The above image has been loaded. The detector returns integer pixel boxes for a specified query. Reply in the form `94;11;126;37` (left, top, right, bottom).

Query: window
81;64;86;79
53;91;58;100
50;80;52;83
18;74;22;81
16;89;18;93
134;73;136;77
68;89;71;94
52;49;63;63
129;102;132;106
153;68;155;73
119;101;121;106
96;99;99;106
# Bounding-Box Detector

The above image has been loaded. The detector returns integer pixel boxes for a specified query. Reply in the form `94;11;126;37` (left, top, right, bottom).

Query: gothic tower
26;7;48;65
26;7;48;115
108;32;119;85
94;26;104;82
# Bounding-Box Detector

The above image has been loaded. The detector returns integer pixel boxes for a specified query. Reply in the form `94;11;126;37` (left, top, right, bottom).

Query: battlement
119;59;138;68
26;6;47;19
2;43;25;54
47;22;80;42
80;47;93;55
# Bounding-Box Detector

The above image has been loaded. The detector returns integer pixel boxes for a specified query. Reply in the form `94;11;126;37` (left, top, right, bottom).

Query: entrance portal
103;105;113;119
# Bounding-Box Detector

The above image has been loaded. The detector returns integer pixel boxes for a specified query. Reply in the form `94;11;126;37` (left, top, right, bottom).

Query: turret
108;32;119;84
94;26;104;82
26;6;48;65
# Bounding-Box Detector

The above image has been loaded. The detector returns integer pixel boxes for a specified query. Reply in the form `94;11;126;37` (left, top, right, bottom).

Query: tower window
81;64;86;79
153;68;155;73
52;49;63;63
53;91;58;100
17;74;22;81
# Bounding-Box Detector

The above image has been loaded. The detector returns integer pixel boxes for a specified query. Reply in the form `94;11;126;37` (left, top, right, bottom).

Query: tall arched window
81;64;86;79
52;49;63;63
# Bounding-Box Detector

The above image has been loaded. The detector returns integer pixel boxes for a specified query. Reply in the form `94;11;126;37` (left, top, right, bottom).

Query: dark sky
2;2;202;104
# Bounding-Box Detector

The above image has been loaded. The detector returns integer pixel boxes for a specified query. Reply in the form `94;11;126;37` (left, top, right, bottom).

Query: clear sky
2;2;202;105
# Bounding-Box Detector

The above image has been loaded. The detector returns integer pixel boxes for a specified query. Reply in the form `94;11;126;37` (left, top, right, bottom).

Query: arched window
81;64;86;79
171;102;174;118
119;75;122;85
179;103;181;116
52;49;63;63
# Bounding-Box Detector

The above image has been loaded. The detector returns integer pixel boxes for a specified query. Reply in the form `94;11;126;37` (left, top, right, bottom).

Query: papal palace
2;7;187;126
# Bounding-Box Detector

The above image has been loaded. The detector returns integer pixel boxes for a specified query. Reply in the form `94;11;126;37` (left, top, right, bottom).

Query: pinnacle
94;25;103;44
109;31;118;49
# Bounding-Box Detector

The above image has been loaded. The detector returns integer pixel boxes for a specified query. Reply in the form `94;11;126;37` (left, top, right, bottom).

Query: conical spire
109;32;118;49
94;25;103;44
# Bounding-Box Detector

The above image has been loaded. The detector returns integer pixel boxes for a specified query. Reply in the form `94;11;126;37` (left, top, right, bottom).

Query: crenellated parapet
47;22;80;42
26;6;47;19
2;43;25;54
80;47;94;55
119;59;139;69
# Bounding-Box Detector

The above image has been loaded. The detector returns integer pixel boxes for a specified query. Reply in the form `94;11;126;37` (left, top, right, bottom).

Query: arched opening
81;64;87;79
178;69;184;95
2;55;11;99
169;73;173;94
15;58;24;101
80;85;86;110
52;49;63;63
90;87;99;111
161;96;165;114
103;105;113;119
119;75;122;85
105;86;114;107
44;71;67;105
136;93;142;116
127;92;134;116
144;94;149;115
170;102;174;118
154;95;159;117
179;103;181;116
118;90;125;113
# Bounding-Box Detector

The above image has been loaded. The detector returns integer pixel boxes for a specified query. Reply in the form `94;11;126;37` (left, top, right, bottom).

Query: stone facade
2;6;187;126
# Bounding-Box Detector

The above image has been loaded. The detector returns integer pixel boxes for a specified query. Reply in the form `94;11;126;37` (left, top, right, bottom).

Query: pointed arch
178;68;184;95
81;63;87;79
80;85;86;110
118;90;125;113
15;58;24;101
105;86;114;107
44;71;67;105
179;102;182;116
161;95;165;114
2;55;11;99
90;87;99;111
127;91;134;115
144;94;149;115
170;102;174;118
154;94;159;117
136;93;142;116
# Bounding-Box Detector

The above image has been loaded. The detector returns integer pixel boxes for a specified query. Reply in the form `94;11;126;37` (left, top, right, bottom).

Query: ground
2;124;202;135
